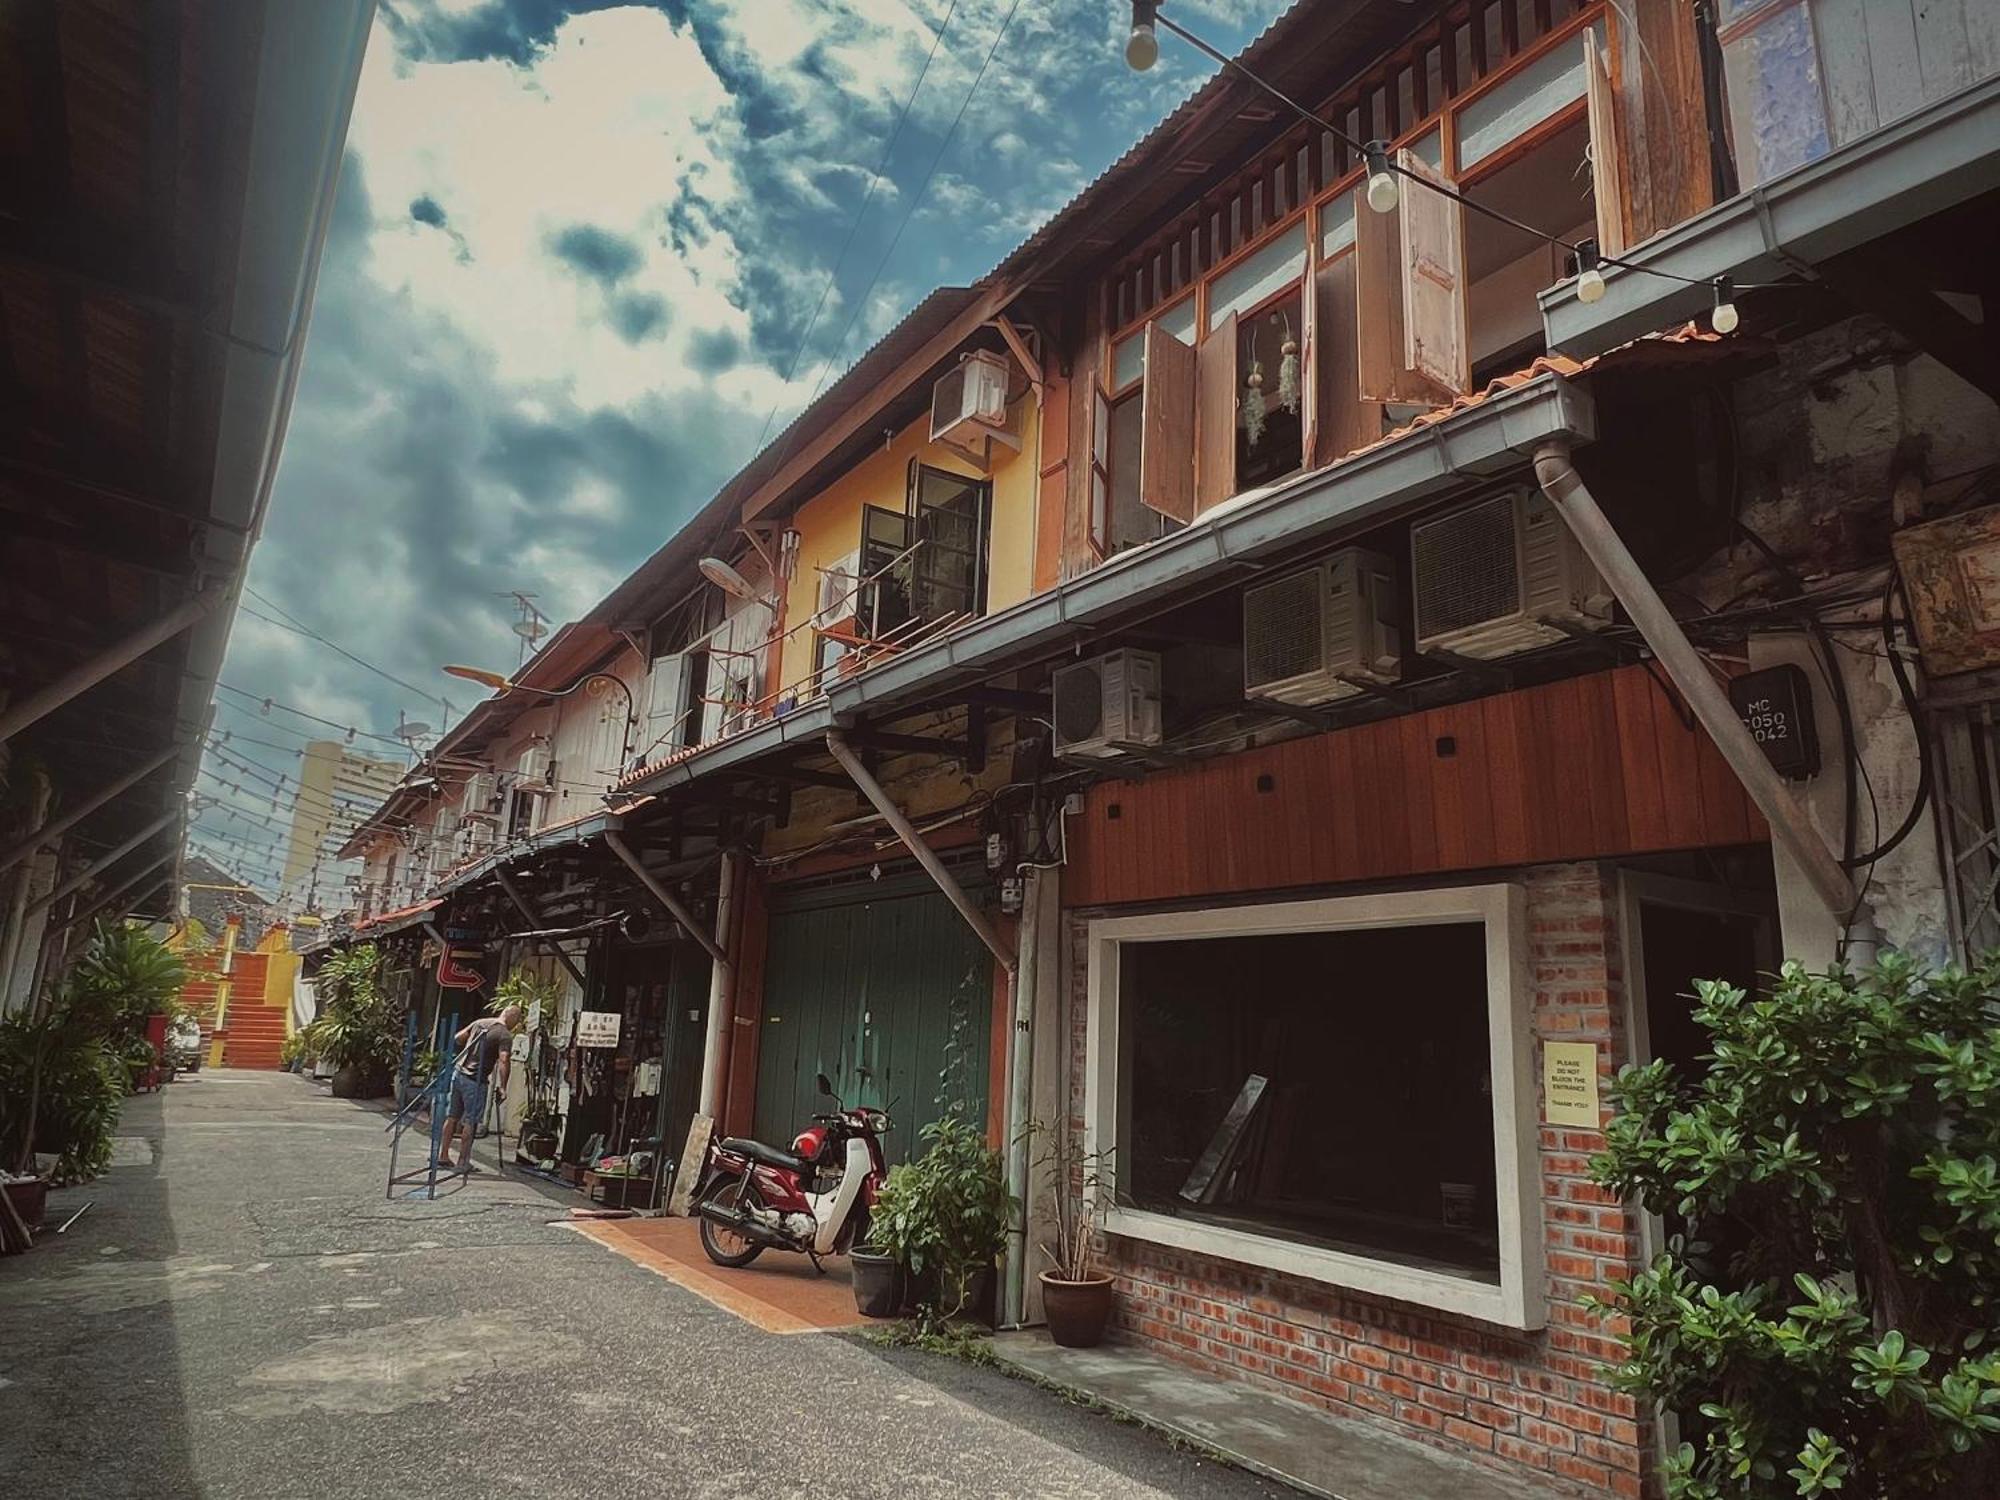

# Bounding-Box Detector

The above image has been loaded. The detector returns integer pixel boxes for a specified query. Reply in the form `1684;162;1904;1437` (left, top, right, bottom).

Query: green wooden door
653;944;711;1162
755;878;991;1168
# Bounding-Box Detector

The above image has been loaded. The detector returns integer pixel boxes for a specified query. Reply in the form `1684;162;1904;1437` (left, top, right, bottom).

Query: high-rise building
281;740;403;907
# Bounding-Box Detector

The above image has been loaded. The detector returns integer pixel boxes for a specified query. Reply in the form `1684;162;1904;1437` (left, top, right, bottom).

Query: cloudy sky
193;0;1290;895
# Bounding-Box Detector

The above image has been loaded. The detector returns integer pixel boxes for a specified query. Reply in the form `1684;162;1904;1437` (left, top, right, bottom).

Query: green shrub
870;1110;1015;1320
303;944;400;1073
1591;952;2000;1498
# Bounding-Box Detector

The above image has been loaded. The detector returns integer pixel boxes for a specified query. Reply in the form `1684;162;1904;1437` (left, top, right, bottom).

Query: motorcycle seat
718;1136;809;1174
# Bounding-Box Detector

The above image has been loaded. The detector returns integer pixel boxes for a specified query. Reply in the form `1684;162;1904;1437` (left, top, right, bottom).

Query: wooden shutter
1355;151;1468;403
1194;309;1237;513
1138;321;1196;523
1088;386;1111;554
1309;255;1377;468
1584;31;1628;257
1399;150;1468;397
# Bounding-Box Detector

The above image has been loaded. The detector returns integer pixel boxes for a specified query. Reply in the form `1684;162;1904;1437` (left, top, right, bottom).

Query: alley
0;1071;1283;1500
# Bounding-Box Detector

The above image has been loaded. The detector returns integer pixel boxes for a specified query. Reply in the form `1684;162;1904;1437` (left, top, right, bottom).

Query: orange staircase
216;952;288;1069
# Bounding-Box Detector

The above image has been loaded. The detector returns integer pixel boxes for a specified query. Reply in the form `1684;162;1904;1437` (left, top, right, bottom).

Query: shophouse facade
325;3;2000;1493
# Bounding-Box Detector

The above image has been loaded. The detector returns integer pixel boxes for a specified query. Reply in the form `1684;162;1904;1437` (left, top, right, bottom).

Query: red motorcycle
692;1071;890;1269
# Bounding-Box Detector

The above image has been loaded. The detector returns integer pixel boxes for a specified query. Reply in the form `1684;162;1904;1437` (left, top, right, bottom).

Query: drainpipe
823;731;1016;969
698;850;740;1120
605;831;736;1125
1532;441;1867;946
823;731;1030;1309
1000;864;1045;1328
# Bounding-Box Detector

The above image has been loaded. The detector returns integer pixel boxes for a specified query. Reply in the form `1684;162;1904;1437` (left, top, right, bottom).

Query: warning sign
576;1010;622;1048
1543;1041;1601;1129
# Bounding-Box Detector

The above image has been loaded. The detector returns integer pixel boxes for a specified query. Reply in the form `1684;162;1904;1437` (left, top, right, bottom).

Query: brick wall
1065;862;1654;1498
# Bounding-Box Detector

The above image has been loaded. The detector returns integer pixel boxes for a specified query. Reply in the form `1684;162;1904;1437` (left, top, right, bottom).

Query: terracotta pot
1040;1272;1115;1348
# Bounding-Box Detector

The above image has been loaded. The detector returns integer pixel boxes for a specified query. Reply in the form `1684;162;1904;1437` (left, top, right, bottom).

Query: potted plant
306;945;400;1098
869;1110;1015;1325
515;1099;560;1161
1032;1126;1117;1348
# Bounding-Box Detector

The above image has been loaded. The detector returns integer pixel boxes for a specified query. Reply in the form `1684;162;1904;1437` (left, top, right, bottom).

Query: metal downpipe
1000;865;1044;1328
699;850;739;1120
1532;441;1865;933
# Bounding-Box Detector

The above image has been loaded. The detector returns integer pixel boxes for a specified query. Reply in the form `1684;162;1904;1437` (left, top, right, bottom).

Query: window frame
1083;882;1544;1329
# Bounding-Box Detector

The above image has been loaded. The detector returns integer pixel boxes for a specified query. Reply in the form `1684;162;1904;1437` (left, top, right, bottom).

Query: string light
1125;1;1159;72
1363;141;1398;214
1575;239;1606;305
1711;275;1740;334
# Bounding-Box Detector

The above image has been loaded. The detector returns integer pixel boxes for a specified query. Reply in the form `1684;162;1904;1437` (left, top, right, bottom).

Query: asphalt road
0;1069;1285;1500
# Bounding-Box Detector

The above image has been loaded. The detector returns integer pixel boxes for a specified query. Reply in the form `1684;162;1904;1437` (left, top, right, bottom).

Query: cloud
219;0;1292;898
547;222;643;285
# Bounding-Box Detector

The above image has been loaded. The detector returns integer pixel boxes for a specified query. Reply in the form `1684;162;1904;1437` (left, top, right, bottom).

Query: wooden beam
740;280;1021;526
840;728;963;758
1819;246;1997;399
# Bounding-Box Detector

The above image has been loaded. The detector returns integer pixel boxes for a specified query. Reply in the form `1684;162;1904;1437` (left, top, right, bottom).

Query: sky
192;0;1292;898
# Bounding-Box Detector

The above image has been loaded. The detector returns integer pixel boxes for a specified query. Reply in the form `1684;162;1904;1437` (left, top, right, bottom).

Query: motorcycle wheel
697;1175;765;1268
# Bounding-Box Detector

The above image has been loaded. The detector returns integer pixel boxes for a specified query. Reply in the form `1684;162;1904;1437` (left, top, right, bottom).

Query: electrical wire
1150;5;1788;294
780;0;1027;441
238;588;453;711
212;682;415;750
750;0;964;456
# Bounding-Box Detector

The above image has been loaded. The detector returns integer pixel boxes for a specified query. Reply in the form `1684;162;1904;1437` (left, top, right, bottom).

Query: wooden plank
1309;252;1377;469
1617;0;1718;240
1398;712;1441;871
1139;321;1197;523
1861;0;1928;125
667;1114;713;1216
1912;0;1974;104
1611;665;1670;850
1481;691;1531;866
1397;151;1470;397
1354;165;1423;405
1194;310;1237;513
1583;30;1628;256
1061;302;1103;579
1814;0;1884;147
1577;674;1632;855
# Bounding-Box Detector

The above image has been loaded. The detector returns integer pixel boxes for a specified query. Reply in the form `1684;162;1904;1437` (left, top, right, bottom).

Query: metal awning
1539;75;2000;358
626;370;1596;797
428;799;649;898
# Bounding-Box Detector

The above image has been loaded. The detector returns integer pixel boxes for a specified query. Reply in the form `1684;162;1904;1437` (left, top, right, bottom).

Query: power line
751;0;965;455
212;682;415;751
772;0;1027;479
240;586;453;711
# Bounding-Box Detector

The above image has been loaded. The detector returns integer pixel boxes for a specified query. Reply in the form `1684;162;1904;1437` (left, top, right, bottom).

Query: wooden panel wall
720;859;769;1137
1065;664;1767;909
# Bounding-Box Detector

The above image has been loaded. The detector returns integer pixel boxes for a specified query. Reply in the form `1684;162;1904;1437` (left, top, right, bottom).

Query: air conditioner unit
461;771;498;820
456;820;493;863
516;744;553;791
1243;548;1402;707
1051;649;1163;760
1411;489;1613;660
929;350;1019;462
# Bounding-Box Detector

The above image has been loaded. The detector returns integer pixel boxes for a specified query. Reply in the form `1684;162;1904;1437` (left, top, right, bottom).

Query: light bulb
1362;142;1397;214
1573;238;1605;304
1710;276;1739;334
1125;21;1158;70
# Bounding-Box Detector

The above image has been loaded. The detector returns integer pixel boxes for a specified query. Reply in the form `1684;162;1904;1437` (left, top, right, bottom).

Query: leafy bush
302;944;400;1073
870;1110;1015;1320
0;922;184;1180
491;967;561;1028
1591;952;2000;1497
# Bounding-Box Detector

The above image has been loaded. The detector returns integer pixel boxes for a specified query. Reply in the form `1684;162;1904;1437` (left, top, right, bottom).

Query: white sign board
576;1010;622;1048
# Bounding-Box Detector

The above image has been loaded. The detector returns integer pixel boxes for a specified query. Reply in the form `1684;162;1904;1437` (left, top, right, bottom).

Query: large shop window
1086;885;1543;1328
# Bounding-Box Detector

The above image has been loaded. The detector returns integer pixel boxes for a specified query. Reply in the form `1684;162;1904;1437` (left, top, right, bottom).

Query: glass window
1410;126;1444;169
1456;26;1591;171
1319;188;1356;259
1206;219;1307;331
1117;922;1500;1281
1110;297;1195;389
1234;284;1305;490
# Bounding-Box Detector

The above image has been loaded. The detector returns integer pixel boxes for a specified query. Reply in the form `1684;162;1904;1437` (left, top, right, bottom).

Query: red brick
1443;1417;1497;1451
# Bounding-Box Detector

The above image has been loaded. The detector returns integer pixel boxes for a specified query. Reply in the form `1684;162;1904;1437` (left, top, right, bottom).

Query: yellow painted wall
776;390;1041;702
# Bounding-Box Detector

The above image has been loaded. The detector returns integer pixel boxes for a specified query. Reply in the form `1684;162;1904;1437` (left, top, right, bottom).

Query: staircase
215;953;289;1070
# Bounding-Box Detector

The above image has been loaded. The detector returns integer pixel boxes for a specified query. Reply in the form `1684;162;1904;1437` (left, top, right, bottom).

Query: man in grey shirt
439;1004;520;1173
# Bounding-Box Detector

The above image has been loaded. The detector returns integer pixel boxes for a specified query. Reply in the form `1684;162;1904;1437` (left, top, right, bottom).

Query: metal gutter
1540;75;2000;358
626;371;1594;796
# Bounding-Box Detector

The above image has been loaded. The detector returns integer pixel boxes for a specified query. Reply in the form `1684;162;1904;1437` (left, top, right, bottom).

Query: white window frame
1084;881;1544;1329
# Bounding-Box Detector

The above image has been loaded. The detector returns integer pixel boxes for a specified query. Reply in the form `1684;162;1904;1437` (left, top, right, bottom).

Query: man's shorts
444;1068;486;1126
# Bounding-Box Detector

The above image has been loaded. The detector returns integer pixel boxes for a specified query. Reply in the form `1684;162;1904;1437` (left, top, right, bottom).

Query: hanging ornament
1242;358;1268;448
1277;314;1300;416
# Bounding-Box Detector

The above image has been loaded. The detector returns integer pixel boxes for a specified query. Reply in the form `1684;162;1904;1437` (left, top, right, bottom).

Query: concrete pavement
0;1069;1287;1500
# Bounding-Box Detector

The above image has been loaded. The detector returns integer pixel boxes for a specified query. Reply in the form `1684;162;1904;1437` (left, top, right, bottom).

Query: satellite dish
399;723;432;740
698;556;761;601
513;618;548;641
